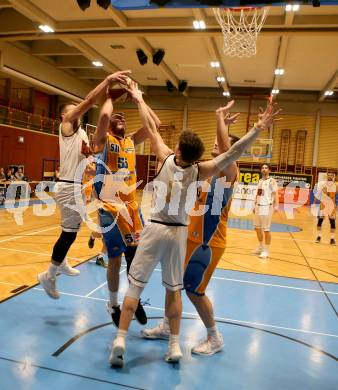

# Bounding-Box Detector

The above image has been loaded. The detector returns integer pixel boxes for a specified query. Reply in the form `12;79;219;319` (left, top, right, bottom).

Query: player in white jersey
38;70;131;299
253;163;279;259
110;82;281;367
315;172;337;245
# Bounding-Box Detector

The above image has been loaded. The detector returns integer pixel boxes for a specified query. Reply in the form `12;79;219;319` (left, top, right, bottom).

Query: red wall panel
0;125;59;180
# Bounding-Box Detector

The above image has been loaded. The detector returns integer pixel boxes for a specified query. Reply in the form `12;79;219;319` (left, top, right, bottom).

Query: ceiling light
275;68;285;75
324;90;334;96
223;91;230;97
210;61;220;68
216;76;225;83
39;25;54;33
286;4;300;12
271;89;280;95
92;61;103;67
193;20;206;30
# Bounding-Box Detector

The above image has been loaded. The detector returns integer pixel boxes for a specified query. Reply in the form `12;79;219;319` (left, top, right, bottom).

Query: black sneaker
135;300;147;325
330;238;336;246
315;236;321;243
88;235;95;249
96;255;107;268
107;303;121;328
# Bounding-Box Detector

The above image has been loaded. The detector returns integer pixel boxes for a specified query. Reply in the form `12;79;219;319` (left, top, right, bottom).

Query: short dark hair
261;163;271;170
229;133;240;146
59;101;77;118
178;130;205;164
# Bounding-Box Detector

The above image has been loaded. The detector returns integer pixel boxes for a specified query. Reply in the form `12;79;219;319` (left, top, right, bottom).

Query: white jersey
256;177;278;206
151;154;199;225
59;124;89;182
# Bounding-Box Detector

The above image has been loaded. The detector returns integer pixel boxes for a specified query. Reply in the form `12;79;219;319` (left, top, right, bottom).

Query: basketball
108;77;132;103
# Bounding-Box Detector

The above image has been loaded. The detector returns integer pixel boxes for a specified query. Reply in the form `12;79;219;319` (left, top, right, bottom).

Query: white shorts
254;205;273;232
128;222;188;291
55;182;86;233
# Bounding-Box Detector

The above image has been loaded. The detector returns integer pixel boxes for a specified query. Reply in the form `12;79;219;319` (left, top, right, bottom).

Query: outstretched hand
216;100;240;124
256;103;282;130
123;80;143;103
107;70;131;85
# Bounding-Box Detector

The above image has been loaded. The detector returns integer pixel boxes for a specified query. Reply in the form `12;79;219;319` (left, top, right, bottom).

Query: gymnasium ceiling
0;0;338;101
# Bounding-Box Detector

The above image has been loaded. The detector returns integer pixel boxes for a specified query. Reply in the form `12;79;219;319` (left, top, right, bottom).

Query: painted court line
31;288;338;339
0;246;81;262
0;225;59;244
85;268;126;297
152;268;338;295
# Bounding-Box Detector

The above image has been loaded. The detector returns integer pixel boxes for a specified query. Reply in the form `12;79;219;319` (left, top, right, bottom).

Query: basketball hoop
213;7;269;58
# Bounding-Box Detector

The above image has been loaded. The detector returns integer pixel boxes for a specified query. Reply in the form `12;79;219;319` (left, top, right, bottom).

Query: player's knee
124;246;137;273
52;231;77;263
125;283;144;301
330;218;336;229
317;217;324;227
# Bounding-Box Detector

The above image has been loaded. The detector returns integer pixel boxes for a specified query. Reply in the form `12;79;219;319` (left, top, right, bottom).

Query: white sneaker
165;343;183;363
252;247;263;255
259;251;269;259
58;260;80;276
191;335;224;356
109;337;125;368
37;272;60;299
141;320;170;340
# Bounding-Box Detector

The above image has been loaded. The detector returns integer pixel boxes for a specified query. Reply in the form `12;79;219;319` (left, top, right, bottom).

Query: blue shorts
98;207;143;258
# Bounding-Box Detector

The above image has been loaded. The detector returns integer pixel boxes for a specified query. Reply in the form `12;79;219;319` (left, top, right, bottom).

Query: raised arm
131;103;162;146
216;100;240;152
125;81;172;162
92;96;113;150
198;104;282;181
63;70;131;126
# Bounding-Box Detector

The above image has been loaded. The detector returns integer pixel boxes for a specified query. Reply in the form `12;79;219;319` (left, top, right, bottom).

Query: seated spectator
0;167;6;182
6;168;14;181
55;166;60;181
15;167;24;181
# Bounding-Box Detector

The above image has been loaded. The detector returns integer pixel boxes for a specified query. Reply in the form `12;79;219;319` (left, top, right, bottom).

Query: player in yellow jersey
142;101;241;355
93;81;161;327
315;172;337;245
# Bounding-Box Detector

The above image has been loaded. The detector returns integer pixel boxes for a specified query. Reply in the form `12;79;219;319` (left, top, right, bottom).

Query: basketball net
213;7;269;58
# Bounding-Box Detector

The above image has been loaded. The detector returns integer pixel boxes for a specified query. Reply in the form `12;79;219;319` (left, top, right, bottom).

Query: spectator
55;166;60;181
15;167;24;181
0;167;5;182
6;168;14;181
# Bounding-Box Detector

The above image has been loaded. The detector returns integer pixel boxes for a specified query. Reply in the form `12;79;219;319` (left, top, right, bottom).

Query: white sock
207;325;219;339
264;245;270;253
317;231;322;238
47;263;58;279
109;291;119;307
169;334;179;346
331;233;335;239
258;242;263;249
117;329;127;339
59;258;68;268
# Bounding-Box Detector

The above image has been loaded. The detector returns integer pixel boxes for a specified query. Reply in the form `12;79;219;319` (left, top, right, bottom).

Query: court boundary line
151;268;338;295
287;229;338;318
51;316;338;362
29;288;338;339
0;356;146;390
